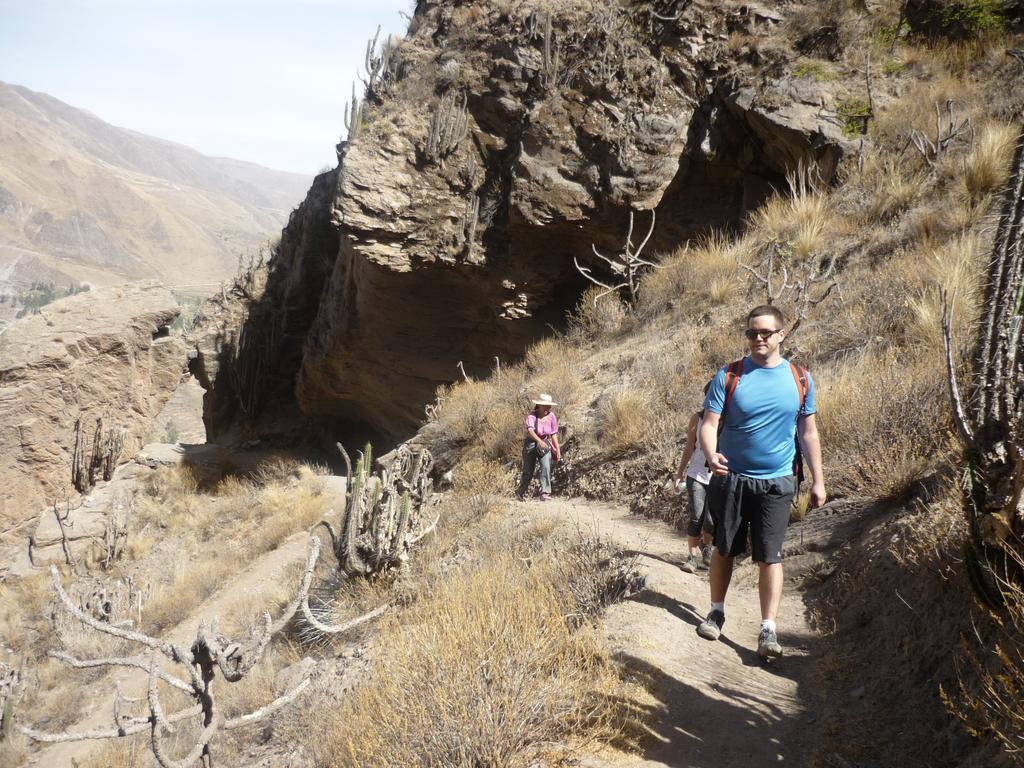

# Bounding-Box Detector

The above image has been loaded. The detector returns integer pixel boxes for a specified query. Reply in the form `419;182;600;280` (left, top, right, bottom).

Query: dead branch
52;500;76;567
909;100;974;167
942;289;976;445
19;536;383;766
577;210;660;309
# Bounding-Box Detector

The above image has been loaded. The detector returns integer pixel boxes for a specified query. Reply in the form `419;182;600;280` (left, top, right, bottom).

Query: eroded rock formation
196;0;853;445
0;282;185;536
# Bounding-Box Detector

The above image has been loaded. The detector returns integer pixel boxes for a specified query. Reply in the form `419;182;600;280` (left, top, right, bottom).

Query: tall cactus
944;129;1024;598
334;442;434;578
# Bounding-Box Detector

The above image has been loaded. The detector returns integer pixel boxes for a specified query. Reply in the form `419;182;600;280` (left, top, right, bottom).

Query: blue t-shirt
702;357;817;479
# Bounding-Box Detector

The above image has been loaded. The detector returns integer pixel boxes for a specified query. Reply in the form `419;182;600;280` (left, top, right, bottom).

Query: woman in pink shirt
515;394;560;501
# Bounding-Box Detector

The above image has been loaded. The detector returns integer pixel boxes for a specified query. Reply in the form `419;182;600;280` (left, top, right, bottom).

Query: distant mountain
0;81;312;295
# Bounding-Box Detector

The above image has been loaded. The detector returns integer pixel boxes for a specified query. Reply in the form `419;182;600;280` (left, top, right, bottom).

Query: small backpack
719;358;810;482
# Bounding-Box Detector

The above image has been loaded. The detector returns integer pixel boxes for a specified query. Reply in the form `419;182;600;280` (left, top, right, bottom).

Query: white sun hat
532;393;558;407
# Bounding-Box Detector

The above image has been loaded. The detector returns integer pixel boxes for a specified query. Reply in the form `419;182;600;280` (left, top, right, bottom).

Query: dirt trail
536;496;820;768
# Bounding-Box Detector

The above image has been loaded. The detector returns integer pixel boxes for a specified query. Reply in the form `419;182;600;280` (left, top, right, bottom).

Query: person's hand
809;482;827;509
707;452;729;476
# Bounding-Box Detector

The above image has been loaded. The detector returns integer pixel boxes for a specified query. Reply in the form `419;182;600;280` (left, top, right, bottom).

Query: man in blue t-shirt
695;305;826;659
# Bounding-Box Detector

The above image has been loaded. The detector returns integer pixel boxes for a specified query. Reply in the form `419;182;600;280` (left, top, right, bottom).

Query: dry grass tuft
76;737;151;768
568;286;628;340
814;346;951;498
639;232;748;316
861;158;930;222
305;555;620;768
750;183;831;250
453;457;516;499
595;386;657;456
905;232;984;354
961;121;1017;203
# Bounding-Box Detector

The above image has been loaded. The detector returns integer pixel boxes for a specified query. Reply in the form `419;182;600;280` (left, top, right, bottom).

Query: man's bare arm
699;411;729;476
798;413;826;508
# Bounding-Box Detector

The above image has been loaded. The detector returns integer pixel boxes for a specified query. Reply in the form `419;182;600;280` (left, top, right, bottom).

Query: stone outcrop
0;282;185;539
196;0;854;446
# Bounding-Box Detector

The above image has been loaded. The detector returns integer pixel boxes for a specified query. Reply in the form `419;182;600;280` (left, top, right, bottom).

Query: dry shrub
453;457;515;498
552;531;643;622
595;386;656;456
906;232;984;353
77;737;152;768
306;556;618;767
814;346;950;498
251;455;304;485
861;158;930;222
639;232;747;316
568;286;627;340
961;121;1017;203
430;365;531;464
871;74;971;153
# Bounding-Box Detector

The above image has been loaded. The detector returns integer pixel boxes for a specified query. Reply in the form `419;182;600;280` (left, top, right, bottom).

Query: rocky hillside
0;282;185;544
193;0;859;445
0;81;311;293
184;2;1024;762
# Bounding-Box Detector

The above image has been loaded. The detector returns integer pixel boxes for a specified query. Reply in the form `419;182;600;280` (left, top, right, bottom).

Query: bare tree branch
943;289;977;445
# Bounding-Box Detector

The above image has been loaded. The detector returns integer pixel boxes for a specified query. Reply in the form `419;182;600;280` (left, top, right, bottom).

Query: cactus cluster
71;416;125;493
335;442;435;578
0;661;21;741
944;130;1024;591
426;91;470;165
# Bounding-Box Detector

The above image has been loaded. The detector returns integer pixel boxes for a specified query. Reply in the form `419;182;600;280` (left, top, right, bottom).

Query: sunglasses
744;328;782;341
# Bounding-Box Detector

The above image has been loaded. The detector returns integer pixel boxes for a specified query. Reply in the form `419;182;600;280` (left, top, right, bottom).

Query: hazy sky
0;0;411;175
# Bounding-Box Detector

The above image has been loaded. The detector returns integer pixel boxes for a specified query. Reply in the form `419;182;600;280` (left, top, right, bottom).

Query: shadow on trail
605;653;808;768
626;589;812;682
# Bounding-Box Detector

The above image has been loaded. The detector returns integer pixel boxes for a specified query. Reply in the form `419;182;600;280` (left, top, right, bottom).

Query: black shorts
707;473;795;564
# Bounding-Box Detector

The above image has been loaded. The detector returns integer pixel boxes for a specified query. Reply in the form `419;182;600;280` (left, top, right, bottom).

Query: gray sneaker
757;627;783;659
700;545;713;570
680;555;699;574
697;609;725;641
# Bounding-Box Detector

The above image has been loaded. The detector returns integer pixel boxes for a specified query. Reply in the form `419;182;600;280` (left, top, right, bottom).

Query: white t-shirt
685;414;712;484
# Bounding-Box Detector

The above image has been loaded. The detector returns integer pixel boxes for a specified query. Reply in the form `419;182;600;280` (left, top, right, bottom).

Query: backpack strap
789;361;810;486
721;359;744;421
789;362;809;415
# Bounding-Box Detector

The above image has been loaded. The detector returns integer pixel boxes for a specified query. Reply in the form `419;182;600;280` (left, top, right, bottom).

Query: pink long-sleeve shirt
526;411;558;438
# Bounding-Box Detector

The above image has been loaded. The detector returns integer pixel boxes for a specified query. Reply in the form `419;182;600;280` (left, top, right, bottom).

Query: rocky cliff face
196;0;852;445
0;282;185;537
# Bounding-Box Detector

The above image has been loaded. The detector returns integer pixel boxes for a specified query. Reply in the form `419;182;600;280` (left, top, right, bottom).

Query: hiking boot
757;627;783;659
680;555;698;574
697;609;725;641
700;545;713;570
